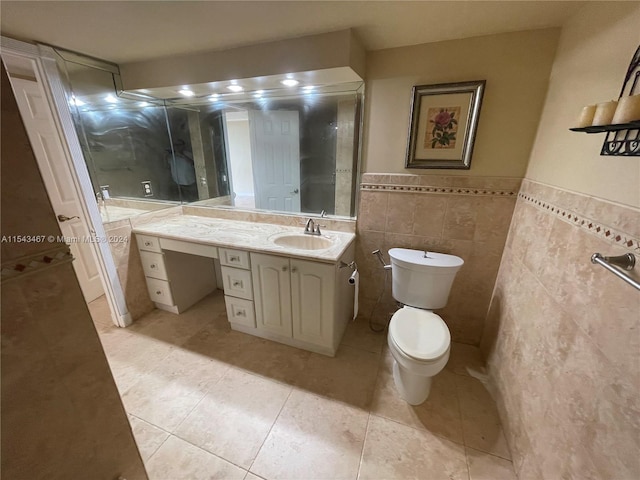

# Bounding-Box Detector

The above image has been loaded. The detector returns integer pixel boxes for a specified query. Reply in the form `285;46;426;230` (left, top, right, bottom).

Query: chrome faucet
304;217;325;236
305;218;315;234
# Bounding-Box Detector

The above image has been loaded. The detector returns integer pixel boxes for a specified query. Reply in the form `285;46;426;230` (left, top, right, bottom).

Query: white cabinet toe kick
135;233;355;356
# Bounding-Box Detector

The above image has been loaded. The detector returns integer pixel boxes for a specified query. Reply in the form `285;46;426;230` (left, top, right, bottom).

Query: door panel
291;259;334;347
251;253;292;337
10;78;103;302
249;110;300;212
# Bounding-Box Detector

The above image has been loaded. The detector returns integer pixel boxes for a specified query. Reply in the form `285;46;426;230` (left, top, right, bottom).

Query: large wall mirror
55;48;363;220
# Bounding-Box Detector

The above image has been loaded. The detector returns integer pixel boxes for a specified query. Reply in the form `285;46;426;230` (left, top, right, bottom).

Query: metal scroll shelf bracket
569;45;640;157
591;253;640;290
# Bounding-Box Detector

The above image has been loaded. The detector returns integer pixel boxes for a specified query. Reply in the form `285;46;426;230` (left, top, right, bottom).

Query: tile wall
355;173;521;345
105;218;155;320
0;64;146;479
481;179;640;478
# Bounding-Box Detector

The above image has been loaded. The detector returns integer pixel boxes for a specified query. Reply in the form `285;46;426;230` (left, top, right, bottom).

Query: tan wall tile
482;182;640;479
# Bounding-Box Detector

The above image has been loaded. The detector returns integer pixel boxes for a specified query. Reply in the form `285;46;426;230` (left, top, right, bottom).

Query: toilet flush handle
372;249;392;270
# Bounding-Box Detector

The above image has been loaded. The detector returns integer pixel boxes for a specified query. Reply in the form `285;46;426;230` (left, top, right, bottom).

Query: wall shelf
569;45;640;157
569;121;640;134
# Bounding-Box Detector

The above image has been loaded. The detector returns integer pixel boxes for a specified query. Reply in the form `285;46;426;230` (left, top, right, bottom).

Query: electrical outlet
99;185;110;199
141;181;153;197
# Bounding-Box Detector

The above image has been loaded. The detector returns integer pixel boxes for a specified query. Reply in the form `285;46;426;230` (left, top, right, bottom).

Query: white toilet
387;248;464;405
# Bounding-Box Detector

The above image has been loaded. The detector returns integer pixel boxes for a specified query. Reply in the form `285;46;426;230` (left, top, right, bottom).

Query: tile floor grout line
144;430;172;465
367;412;467;448
128;412;173;436
462;438;473;480
171;365;232;434
170;431;251;473
465;445;517;464
356;412;372;480
246;385;296;475
454;374;470;452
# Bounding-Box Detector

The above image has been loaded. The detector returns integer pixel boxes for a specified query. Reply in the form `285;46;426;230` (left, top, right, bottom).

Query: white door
251;252;292;337
10;77;104;302
249;110;301;212
290;259;335;348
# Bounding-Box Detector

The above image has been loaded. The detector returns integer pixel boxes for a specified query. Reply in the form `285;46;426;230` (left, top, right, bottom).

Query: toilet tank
388;248;464;309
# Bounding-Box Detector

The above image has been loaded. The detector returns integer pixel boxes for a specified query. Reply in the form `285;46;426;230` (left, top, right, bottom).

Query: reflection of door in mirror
248;110;301;212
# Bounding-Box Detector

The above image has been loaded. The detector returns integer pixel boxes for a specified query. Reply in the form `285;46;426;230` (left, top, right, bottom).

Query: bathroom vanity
133;215;356;356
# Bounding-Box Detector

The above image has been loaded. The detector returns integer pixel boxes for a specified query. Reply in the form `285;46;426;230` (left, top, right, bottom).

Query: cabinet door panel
291;259;334;347
251;253;292;337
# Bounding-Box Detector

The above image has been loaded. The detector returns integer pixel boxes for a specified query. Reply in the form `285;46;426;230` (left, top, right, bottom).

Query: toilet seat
389;306;450;361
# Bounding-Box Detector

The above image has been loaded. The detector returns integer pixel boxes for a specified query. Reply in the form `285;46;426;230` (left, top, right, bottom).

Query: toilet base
392;360;433;405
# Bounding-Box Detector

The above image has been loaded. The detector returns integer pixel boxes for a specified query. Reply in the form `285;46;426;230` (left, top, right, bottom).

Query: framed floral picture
405;80;485;169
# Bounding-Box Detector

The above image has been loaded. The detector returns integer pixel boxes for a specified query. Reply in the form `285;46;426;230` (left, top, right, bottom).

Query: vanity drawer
159;237;218;258
221;266;253;300
136;234;162;253
139;251;168;280
145;277;174;306
225;296;255;328
219;248;250;269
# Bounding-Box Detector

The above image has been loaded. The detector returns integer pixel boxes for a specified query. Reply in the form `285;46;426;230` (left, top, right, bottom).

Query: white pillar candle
612;94;640;124
576;105;597;128
592;101;618;126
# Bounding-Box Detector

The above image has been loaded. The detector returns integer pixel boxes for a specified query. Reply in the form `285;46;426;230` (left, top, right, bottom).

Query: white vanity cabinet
133;219;356;357
136;233;217;314
249;246;354;356
220;248;256;329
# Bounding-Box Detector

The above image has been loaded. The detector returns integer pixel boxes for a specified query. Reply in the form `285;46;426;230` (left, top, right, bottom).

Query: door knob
57;214;79;222
290;189;299;194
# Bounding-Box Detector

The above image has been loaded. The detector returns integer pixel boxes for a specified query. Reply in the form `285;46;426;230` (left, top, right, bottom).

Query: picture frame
405;80;485;169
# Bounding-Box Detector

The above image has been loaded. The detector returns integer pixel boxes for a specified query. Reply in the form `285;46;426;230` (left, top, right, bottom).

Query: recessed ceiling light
281;79;299;87
178;89;195;97
104;94;118;104
227;84;243;92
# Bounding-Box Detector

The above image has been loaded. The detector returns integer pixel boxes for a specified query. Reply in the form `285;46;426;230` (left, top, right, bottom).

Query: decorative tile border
518;192;640;252
1;246;73;283
361;183;518;196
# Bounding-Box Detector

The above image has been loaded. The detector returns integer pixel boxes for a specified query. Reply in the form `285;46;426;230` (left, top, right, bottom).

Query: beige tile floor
88;291;516;480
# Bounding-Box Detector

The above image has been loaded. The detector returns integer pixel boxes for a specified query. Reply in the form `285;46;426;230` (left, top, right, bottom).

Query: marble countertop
101;206;152;224
132;215;356;263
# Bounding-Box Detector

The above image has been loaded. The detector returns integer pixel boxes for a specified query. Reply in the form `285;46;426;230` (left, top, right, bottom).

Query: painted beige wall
363;28;559;177
120;29;365;91
525;3;640;208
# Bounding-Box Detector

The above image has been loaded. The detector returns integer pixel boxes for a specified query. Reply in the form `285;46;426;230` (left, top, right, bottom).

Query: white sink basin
272;234;333;250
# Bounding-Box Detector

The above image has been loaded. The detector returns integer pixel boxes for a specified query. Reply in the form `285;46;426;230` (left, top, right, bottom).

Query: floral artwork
424;106;460;149
406;80;485;169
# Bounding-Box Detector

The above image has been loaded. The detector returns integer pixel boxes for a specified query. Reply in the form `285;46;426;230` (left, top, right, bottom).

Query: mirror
56;48;363;220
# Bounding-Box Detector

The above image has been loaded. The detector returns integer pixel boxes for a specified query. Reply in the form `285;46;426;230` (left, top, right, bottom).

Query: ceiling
1;1;584;65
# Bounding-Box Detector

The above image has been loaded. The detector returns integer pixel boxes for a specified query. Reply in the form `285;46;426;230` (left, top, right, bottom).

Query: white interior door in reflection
249;110;301;212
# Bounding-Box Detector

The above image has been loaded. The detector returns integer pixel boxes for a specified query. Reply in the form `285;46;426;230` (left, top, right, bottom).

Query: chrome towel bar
591;253;640;291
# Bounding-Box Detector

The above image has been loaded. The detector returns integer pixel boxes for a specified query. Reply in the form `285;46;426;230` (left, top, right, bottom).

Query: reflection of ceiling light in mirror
209;94;220;101
302;85;315;91
105;94;118;103
70;96;85;106
138;101;151;107
178;89;195;97
253;90;264;98
227;84;243;92
281;79;299;87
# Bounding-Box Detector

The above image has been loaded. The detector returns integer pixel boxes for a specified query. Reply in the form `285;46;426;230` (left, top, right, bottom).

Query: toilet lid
390;307;450;361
